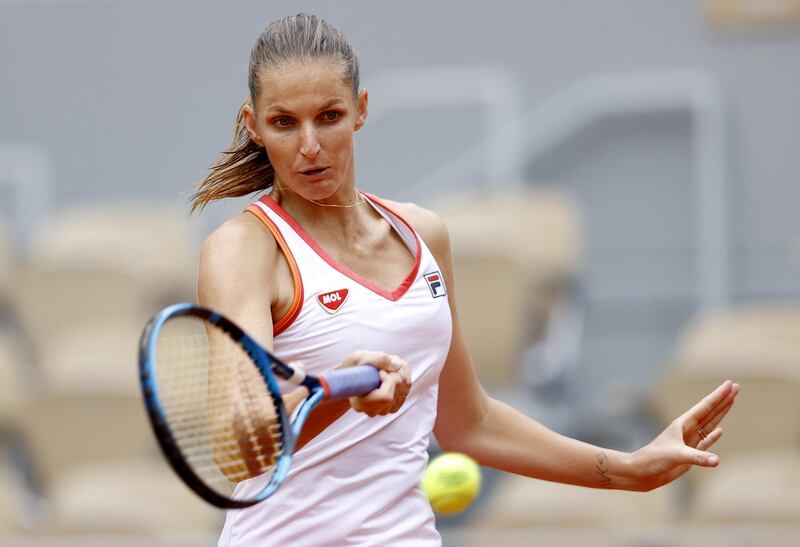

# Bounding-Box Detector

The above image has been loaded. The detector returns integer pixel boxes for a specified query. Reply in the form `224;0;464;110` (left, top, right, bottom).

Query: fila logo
424;271;447;298
316;288;350;314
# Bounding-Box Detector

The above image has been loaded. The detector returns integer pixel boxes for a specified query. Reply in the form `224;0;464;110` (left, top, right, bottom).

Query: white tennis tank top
217;193;453;547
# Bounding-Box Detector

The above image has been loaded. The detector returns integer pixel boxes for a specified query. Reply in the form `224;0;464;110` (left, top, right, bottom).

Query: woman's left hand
629;380;740;491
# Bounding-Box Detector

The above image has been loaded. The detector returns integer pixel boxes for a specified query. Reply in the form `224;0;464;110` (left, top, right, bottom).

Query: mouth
298;166;329;177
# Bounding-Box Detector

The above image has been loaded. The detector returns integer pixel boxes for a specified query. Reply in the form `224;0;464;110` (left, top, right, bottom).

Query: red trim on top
257;193;422;302
318;375;332;400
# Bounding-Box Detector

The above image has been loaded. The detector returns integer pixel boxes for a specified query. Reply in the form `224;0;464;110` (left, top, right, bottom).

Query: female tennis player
193;13;739;546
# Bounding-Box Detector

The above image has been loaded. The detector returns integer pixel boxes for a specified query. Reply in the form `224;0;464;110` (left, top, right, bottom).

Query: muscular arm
397;202;732;492
198;213;349;451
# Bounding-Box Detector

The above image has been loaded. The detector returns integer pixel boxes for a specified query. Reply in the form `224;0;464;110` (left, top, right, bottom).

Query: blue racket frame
139;303;381;508
140;303;298;508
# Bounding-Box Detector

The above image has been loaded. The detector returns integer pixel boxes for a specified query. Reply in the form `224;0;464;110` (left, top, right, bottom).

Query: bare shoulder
201;212;277;267
198;211;282;342
381;199;451;258
198;211;280;305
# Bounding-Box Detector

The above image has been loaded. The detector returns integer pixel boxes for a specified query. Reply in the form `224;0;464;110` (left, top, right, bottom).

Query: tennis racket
138;302;381;508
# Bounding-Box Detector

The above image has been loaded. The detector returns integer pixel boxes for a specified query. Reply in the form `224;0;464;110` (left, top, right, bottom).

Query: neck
307;188;366;208
270;184;373;232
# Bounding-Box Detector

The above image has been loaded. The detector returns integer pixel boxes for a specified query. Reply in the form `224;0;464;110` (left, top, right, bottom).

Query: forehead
256;59;353;111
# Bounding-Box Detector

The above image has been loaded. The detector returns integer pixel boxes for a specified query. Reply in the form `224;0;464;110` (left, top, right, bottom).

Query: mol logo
316;288;350;314
424;271;447;298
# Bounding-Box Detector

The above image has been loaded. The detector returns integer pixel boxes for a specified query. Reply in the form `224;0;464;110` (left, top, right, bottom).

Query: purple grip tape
323;365;382;400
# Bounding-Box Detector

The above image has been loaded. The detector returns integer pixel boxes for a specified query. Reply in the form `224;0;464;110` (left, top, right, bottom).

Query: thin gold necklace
303;189;367;208
273;183;367;208
308;196;367;208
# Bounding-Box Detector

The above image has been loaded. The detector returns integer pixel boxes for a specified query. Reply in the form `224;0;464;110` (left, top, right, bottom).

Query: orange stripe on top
245;204;304;337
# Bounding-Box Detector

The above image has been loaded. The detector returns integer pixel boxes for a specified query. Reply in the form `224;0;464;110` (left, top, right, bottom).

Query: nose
299;124;320;158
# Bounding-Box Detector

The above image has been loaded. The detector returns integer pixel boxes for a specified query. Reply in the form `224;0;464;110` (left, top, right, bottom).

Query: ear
241;101;264;147
354;88;369;132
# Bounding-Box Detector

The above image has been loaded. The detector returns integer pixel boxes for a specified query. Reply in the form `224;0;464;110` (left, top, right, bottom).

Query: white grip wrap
286;361;307;385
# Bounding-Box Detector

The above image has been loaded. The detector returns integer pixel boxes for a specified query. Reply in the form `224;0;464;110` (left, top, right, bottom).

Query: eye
272;117;293;128
322;111;341;122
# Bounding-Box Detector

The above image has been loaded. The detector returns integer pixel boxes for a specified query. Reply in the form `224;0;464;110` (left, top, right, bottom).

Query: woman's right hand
335;350;412;417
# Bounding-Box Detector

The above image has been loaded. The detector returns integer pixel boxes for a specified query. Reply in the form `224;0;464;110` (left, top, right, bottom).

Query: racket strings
160;351;283;460
154;317;286;499
156;423;283;452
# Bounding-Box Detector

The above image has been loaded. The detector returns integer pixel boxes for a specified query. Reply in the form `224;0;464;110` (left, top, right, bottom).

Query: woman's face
244;59;368;204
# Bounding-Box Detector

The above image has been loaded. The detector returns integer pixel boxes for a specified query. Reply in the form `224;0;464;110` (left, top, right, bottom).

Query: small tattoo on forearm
595;452;612;485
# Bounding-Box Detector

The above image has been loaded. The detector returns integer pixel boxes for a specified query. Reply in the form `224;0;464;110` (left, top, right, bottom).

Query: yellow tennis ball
421;452;482;515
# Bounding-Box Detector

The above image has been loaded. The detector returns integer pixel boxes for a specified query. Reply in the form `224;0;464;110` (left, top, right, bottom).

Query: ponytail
189;100;274;213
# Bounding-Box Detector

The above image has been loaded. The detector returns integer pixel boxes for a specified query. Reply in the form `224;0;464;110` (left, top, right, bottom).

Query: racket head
138;303;294;508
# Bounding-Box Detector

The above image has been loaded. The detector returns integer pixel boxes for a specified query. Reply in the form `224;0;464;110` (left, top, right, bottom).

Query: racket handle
321;365;382;400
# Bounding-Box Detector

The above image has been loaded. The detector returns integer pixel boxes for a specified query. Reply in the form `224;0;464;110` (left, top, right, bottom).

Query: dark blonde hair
190;13;360;212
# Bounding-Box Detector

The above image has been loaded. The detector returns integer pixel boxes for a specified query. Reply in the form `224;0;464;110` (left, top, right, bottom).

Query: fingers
679;446;720;468
386;355;411;387
339;351;410;387
701;396;735;436
341;350;412;417
681;380;739;427
351;373;395;416
681;381;739;447
338;350;402;372
696;426;723;452
350;372;407;416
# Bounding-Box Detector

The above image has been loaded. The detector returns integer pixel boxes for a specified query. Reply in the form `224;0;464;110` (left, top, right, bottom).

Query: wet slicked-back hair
190;14;360;212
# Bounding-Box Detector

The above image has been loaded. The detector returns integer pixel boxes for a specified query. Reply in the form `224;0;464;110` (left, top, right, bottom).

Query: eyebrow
264;98;347;115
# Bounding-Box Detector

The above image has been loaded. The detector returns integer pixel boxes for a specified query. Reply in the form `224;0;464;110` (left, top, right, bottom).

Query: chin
298;180;341;200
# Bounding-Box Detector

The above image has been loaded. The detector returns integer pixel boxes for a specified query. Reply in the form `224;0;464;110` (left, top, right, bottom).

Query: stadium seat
13;267;156;363
40;459;221;535
673;305;800;372
475;473;674;528
0;430;42;536
443;526;621;547
445;252;538;387
0;326;40;537
15;392;159;489
12;203;199;389
0;219;13;312
0;463;23;535
5;202;207;537
12;313;157;481
689;451;800;523
437;187;582;301
28;201;197;299
435;187;583;388
0;330;27;422
10;313;159;494
33;318;144;395
652;304;800;458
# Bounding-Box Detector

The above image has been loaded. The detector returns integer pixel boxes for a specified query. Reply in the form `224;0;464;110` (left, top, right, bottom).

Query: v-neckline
258;193;422;302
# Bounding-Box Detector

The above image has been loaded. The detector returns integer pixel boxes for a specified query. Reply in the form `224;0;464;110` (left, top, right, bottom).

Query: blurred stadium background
2;0;800;545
